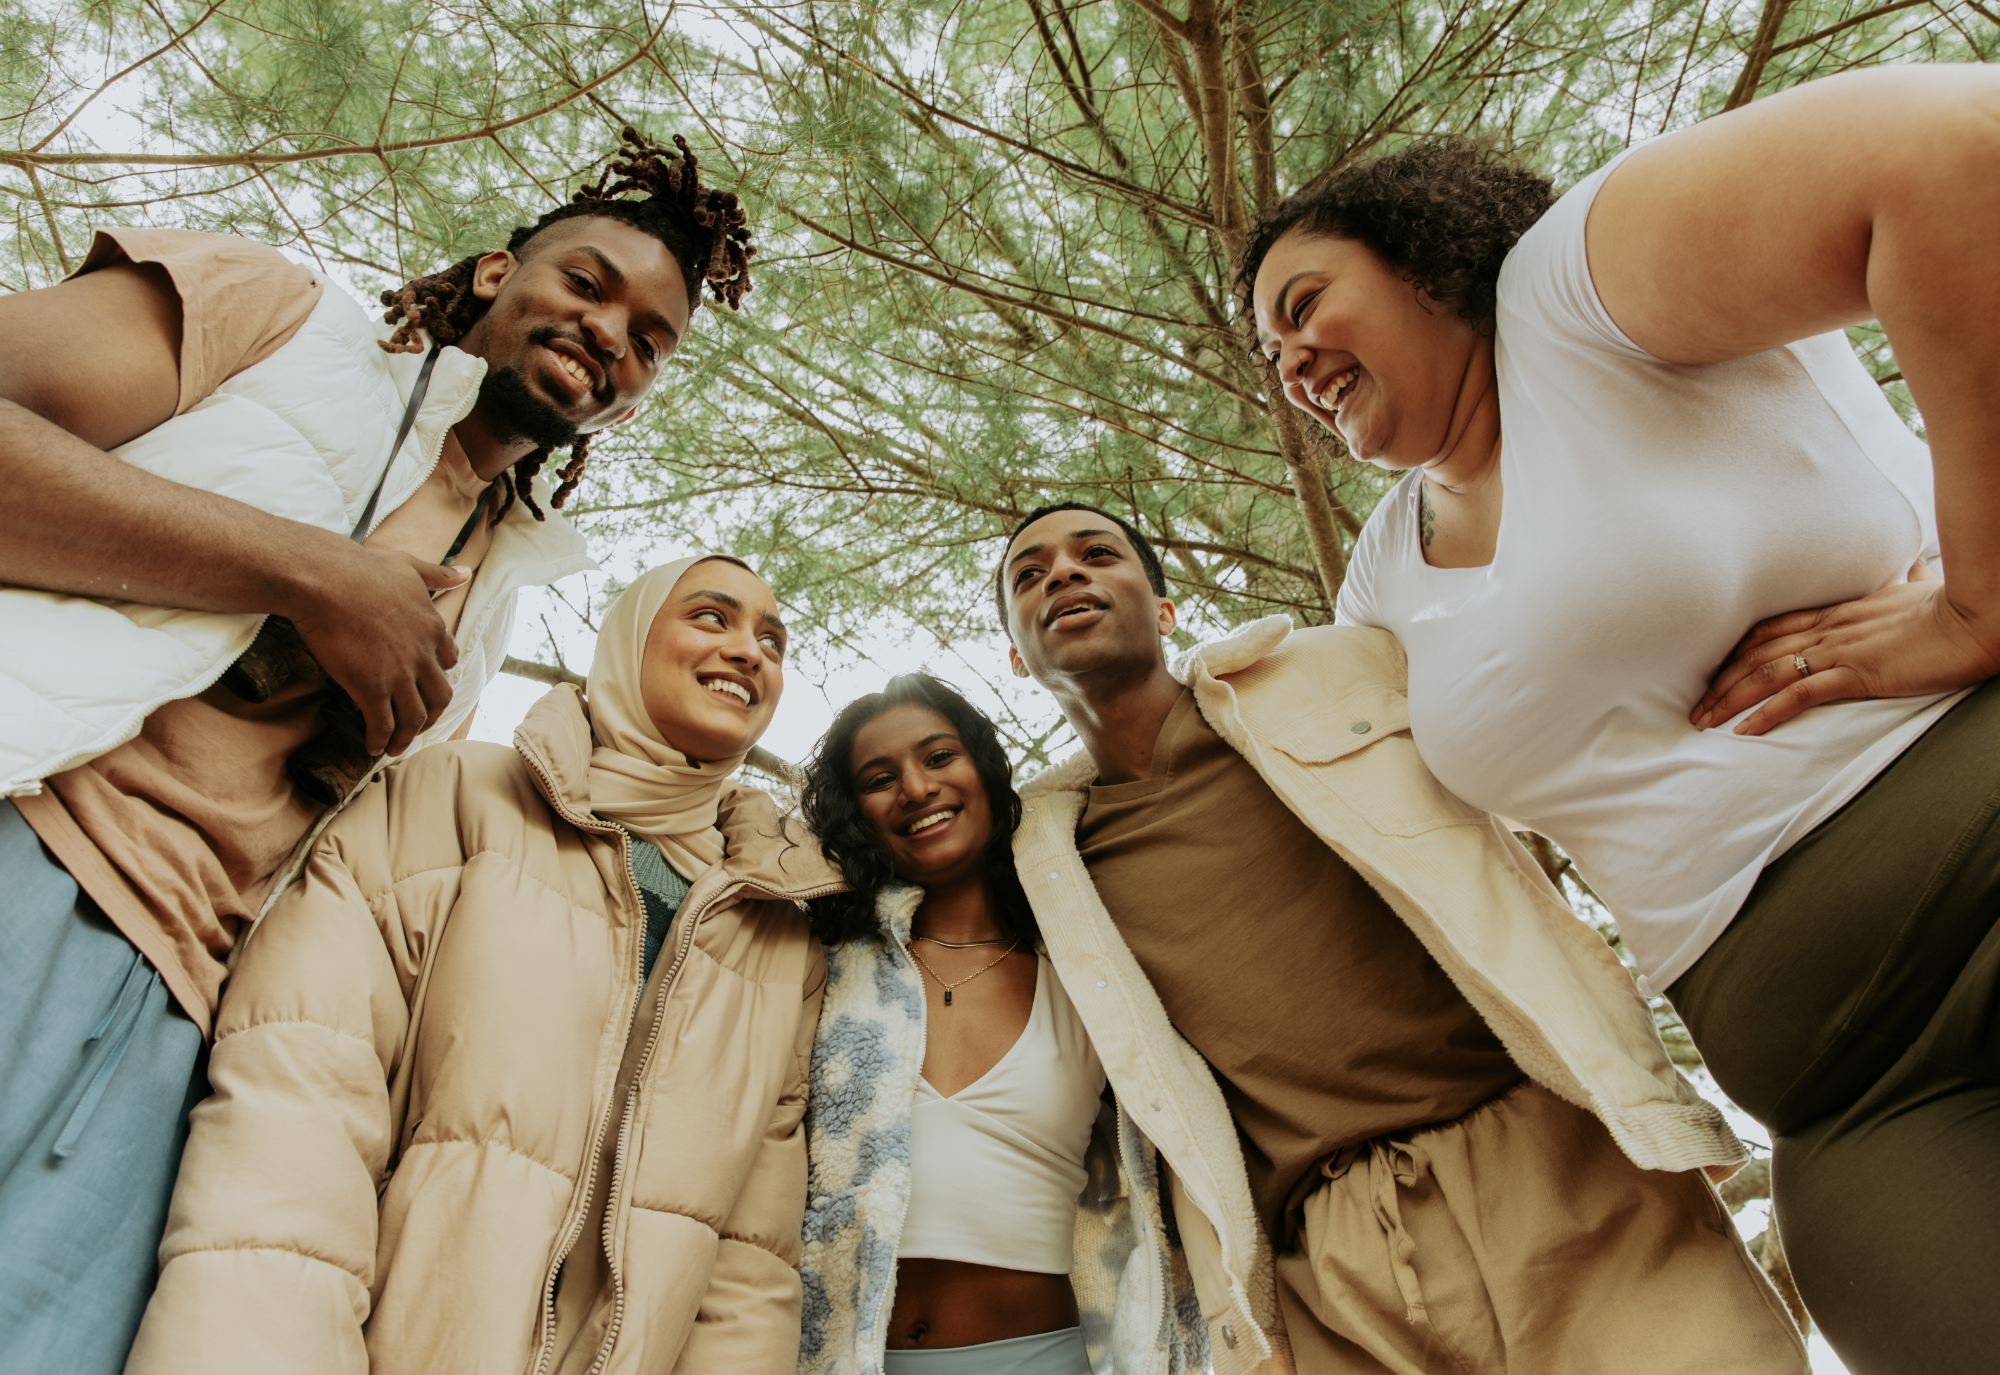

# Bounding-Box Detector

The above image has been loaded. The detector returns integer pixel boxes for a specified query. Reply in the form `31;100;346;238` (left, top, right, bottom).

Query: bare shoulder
1586;65;1999;365
0;262;182;447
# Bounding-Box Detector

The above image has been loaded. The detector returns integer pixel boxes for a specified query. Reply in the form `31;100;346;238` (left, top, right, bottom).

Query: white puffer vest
0;275;596;798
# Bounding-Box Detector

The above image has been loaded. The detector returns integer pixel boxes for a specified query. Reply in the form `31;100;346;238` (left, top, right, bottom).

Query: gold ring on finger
1793;652;1812;678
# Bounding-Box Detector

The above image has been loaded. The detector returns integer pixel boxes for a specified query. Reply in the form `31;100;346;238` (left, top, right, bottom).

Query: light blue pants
0;801;206;1375
883;1327;1092;1374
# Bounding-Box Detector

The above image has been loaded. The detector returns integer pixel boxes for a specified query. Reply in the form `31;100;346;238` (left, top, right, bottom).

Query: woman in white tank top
1241;66;2000;1374
794;674;1197;1375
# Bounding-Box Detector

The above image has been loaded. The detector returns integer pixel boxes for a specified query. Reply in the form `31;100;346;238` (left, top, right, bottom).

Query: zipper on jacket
865;914;931;1361
1115;1097;1177;1362
585;867;846;1375
520;748;651;1375
510;730;844;1375
580;823;686;1375
360;348;476;541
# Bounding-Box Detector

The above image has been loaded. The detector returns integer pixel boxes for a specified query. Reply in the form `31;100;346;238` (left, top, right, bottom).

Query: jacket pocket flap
1260;685;1410;764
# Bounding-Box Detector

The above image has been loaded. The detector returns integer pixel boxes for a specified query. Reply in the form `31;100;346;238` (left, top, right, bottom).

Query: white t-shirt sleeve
1495;149;1651;360
1335;481;1404;628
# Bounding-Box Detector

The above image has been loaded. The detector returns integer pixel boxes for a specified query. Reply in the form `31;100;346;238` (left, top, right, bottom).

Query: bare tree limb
1723;0;1796;111
787;209;1265;406
1;15;668;173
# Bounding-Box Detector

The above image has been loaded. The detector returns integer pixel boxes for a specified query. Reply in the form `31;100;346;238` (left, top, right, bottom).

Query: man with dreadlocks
0;128;755;1374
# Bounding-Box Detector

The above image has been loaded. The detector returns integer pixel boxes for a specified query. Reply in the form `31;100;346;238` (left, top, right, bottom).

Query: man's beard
479;357;582;453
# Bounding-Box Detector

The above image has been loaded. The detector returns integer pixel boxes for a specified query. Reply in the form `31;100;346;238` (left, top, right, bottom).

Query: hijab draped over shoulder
585;555;748;879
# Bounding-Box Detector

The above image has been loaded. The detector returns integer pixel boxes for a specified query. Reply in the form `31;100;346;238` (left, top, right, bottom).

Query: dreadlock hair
799;673;1038;950
376;127;757;522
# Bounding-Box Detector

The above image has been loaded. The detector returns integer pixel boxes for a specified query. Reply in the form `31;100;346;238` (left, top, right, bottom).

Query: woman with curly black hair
1245;65;2000;1371
794;674;1204;1375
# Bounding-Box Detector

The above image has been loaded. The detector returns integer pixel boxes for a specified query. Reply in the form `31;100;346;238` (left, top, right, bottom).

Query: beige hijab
585;555;753;879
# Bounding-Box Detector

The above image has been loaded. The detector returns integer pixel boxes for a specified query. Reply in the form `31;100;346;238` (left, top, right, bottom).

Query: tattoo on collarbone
1418;480;1437;548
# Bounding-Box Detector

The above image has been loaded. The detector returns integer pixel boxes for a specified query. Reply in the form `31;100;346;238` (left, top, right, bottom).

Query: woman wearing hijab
125;555;840;1375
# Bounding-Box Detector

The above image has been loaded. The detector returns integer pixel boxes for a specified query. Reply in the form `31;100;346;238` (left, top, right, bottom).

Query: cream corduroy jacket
1014;617;1746;1375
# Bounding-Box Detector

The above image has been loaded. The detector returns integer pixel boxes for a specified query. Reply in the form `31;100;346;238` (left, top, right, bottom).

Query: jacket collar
873;882;926;946
1170;614;1293;685
513;685;841;900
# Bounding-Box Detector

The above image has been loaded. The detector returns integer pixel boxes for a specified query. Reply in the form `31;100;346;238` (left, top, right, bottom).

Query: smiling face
638;558;787;765
1252;226;1483;468
849;702;995;892
1002;513;1175;688
460;216;693;447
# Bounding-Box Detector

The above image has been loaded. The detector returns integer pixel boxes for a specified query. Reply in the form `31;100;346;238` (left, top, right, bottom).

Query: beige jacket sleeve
671;944;827;1374
125;784;432;1375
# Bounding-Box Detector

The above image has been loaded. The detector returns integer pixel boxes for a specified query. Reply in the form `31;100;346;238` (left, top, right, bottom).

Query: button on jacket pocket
1257;686;1486;837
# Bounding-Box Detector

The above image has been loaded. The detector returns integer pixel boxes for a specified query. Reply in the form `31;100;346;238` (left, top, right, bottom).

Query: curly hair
799;673;1039;950
376;127;757;522
1237;135;1554;336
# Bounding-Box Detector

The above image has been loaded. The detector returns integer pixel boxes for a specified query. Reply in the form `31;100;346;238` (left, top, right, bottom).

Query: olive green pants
1671;678;2000;1375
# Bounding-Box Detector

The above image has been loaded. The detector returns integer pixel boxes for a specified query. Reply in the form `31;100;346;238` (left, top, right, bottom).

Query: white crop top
897;954;1107;1274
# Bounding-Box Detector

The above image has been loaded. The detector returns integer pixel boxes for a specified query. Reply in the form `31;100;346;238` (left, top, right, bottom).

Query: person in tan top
126;555;837;1375
0;131;757;1374
997;500;1807;1374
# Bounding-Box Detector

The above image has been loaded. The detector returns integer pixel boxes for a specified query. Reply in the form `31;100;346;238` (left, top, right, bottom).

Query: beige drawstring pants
1274;1082;1808;1375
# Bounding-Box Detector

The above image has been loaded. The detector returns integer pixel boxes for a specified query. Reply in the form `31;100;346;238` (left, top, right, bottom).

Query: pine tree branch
0;15;669;172
787;209;1265;406
751;13;1215;229
1771;0;1930;54
1723;0;1796;111
29;1;227;155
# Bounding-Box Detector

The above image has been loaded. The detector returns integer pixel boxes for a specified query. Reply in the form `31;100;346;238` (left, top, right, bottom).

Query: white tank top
1337;148;1960;995
897;954;1107;1274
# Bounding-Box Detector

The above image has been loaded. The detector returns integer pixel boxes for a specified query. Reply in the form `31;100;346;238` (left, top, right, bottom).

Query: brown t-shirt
1076;690;1523;1237
15;228;495;1033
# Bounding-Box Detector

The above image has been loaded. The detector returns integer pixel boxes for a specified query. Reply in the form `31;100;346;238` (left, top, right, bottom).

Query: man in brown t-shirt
0;130;758;1372
998;502;1804;1374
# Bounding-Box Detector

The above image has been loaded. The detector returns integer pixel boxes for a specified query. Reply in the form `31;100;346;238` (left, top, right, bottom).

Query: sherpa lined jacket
125;684;840;1375
798;883;1208;1375
1015;617;1748;1375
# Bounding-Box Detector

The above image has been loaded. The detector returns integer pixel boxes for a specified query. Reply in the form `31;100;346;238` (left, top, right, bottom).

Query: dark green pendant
943;990;953;1005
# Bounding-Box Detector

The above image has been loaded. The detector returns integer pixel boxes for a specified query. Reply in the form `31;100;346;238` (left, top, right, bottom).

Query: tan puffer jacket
125;685;839;1375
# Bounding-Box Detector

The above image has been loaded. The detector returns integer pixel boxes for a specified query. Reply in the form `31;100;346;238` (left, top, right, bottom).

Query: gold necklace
914;934;1009;949
909;937;1019;1006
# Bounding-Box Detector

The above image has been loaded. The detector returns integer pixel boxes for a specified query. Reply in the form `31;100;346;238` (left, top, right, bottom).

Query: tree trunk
1749;1215;1814;1336
1261;374;1348;611
1723;0;1795;110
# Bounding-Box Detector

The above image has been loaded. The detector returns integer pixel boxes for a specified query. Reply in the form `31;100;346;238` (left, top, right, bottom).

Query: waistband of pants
1281;1077;1533;1240
881;1326;1090;1375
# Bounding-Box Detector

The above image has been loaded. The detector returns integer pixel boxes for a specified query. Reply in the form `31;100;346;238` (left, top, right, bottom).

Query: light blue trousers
882;1327;1092;1374
0;801;206;1375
